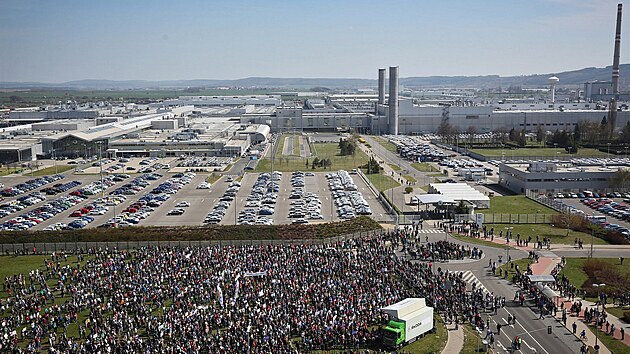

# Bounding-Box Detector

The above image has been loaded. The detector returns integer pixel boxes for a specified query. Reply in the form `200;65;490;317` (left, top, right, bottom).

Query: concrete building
162;95;281;107
498;162;622;194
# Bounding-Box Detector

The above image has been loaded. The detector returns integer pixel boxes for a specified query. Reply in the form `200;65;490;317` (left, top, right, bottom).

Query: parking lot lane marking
522;339;534;350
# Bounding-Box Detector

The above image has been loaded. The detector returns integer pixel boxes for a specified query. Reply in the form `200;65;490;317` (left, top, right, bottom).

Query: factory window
307;118;313;127
552;123;557;126
323;117;329;126
465;115;479;119
339;117;346;126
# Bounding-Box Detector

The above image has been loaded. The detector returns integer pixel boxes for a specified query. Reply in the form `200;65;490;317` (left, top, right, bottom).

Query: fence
0;229;386;255
454;213;553;224
526;190;575;214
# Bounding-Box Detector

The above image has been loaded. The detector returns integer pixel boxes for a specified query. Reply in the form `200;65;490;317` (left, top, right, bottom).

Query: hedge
551;214;629;245
0;216;382;244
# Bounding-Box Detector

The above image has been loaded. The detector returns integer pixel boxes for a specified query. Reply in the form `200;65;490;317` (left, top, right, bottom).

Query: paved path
440;324;464;354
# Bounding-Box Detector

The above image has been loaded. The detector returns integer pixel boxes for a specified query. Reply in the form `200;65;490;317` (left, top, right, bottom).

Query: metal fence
0;230;386;255
454;213;553;224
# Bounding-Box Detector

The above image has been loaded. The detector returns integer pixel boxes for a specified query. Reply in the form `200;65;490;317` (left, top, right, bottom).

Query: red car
69;210;83;217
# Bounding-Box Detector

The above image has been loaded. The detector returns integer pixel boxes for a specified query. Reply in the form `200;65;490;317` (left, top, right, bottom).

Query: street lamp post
590;211;595;258
96;141;104;198
607;142;611;160
593;283;606;354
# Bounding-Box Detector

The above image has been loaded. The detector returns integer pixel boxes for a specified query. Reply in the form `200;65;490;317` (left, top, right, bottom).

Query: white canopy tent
428;183;490;209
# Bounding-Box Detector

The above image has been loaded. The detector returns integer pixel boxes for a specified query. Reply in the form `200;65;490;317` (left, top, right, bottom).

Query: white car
175;201;190;208
197;183;210;189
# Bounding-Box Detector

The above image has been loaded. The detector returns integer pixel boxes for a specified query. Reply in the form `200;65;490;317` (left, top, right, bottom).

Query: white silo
548;75;559;106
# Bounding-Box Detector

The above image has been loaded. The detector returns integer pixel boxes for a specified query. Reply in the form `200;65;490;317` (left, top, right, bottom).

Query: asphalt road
413;229;585;354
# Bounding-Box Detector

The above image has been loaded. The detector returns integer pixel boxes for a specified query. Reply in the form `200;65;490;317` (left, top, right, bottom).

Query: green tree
573;122;582;142
536;125;545;144
305;159;309;168
609;169;630;191
312;157;320;169
517;129;527;147
454;200;469;214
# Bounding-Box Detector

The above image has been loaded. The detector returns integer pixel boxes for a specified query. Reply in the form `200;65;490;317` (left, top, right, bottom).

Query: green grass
605;306;630;323
411;162;439;172
372;136;398;153
450;233;518;250
469;147;608;158
207;174;222;184
490;223;609;245
585;323;630;354
365;173;401;192
388;163;401;171
256;142;369;172
29;165;75;176
292;136;300;156
560;258;630;292
403;174;417;183
480;195;558;215
461;324;484;354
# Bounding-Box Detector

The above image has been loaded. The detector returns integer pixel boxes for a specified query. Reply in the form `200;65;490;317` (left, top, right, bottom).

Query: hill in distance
0;64;628;90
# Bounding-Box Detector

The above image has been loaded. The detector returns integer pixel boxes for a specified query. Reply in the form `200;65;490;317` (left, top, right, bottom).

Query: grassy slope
560;257;630;289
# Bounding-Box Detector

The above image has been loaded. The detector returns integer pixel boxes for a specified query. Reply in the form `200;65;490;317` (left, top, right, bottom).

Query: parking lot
559;196;630;237
0;167;390;230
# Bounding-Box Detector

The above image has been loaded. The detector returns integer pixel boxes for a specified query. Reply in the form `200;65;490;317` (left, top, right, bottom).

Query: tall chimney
609;3;623;137
378;68;386;106
612;3;623;98
389;66;399;135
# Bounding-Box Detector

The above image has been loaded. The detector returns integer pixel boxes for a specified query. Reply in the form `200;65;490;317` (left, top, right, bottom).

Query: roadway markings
455;270;490;295
417;229;446;234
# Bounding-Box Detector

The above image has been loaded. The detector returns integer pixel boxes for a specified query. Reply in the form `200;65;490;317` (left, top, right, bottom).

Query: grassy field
256;142;369;172
292;136;300;156
411;162;439;172
469;147;608;158
29;165;75;176
480;195;558;215
605;306;630;322
207;174;222;184
372;136;398;153
560;257;630;290
585;323;629;354
388;163;401;171
365;173;401;192
490;223;609;245
403;174;417;183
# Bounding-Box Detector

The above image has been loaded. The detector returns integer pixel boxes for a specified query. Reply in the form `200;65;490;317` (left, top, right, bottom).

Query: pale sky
0;0;628;82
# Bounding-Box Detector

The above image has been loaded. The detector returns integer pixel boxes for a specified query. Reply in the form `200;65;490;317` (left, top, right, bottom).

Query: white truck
381;298;434;348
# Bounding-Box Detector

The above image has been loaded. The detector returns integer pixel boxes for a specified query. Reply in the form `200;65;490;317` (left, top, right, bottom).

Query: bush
552;214;629;245
0;217;382;244
623;312;630;323
404;187;413;194
581;259;630;297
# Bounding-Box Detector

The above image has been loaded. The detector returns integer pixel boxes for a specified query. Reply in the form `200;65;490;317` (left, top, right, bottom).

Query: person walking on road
497;323;502;335
572;321;577;334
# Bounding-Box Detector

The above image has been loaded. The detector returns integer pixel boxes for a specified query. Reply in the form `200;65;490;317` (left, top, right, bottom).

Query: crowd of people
406;240;483;262
0;231;501;354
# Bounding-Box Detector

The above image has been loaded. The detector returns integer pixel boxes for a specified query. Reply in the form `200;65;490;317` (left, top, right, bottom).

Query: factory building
498;162;622;194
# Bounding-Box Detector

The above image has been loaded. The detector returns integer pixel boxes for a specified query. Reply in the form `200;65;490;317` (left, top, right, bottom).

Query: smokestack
612;3;623;97
609;3;623;137
378;68;386;106
389;66;399;135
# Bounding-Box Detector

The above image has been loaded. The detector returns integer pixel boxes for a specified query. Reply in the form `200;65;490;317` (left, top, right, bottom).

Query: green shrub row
0;216;382;244
551;214;629;245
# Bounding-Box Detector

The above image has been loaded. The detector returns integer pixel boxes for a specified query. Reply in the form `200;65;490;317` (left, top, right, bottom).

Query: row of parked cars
204;176;244;224
0;175;65;197
238;173;275;225
327;171;372;219
102;172;195;227
554;191;630;199
581;198;630;237
42;180;82;195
